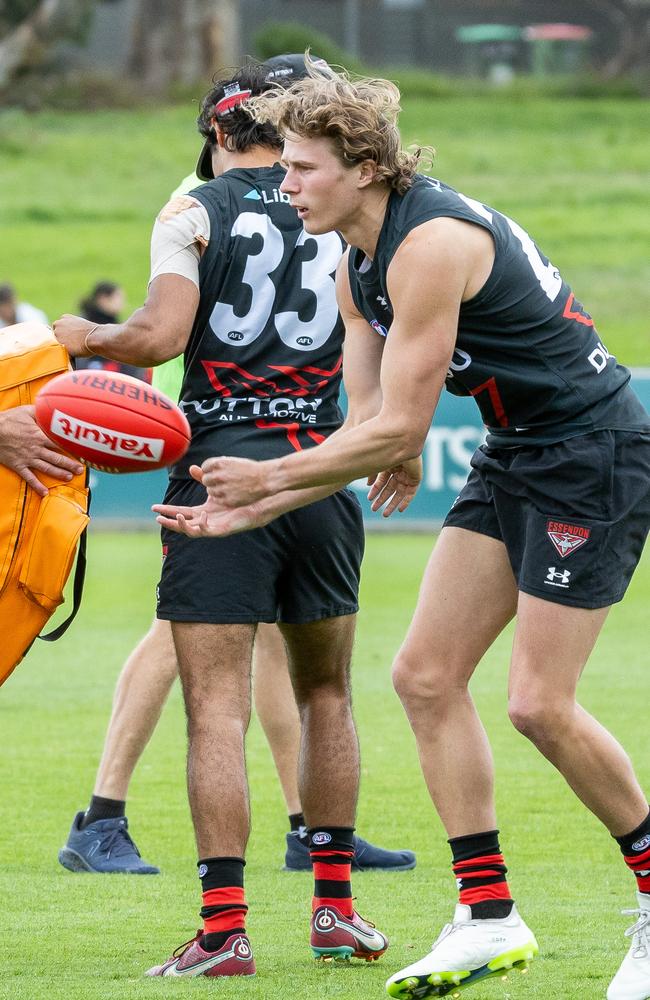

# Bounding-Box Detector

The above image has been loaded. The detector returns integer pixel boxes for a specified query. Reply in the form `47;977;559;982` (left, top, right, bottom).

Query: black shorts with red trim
443;430;650;609
156;479;364;624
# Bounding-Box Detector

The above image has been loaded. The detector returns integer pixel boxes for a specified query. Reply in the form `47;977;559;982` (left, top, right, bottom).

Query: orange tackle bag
0;323;90;687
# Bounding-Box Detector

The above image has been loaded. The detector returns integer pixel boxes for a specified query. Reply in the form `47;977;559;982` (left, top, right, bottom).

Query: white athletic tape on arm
149;200;211;289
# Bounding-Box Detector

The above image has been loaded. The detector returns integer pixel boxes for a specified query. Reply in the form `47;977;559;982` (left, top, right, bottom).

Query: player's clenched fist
201;455;272;506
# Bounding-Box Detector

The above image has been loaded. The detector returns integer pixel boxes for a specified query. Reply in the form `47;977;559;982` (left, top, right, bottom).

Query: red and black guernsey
348;175;650;448
171;165;345;477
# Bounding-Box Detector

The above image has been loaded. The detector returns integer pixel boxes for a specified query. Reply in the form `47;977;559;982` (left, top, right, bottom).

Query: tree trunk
0;0;63;89
127;0;240;93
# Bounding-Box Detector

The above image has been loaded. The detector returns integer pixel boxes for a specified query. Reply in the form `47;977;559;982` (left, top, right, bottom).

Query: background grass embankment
0;95;648;364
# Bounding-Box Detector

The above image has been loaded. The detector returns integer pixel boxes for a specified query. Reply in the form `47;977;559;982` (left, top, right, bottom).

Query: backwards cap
196;53;330;181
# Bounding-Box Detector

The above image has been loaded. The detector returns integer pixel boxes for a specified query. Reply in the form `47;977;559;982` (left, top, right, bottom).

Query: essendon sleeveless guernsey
348;175;649;448
171;165;345;477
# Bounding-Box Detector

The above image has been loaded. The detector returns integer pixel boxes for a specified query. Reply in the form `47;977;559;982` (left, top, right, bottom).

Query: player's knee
392;647;450;709
292;671;350;710
508;693;568;745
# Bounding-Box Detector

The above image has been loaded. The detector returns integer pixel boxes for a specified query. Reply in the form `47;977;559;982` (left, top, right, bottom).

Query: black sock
309;826;355;916
81;795;126;827
289;811;305;832
615;807;650;895
202;928;246;952
289;812;308;841
449;830;514;920
199;857;247;952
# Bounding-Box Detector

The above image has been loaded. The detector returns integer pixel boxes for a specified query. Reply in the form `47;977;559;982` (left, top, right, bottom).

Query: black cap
195;53;330;182
263;52;330;83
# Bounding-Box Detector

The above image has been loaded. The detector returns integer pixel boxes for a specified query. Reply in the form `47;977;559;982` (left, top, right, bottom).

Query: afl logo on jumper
311;831;332;846
546;520;591;559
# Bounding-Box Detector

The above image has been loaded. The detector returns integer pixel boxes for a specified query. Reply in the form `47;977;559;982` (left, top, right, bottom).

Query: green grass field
0;95;649;363
0;531;648;1000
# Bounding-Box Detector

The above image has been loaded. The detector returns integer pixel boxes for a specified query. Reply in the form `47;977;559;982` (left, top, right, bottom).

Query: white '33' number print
208;213;341;351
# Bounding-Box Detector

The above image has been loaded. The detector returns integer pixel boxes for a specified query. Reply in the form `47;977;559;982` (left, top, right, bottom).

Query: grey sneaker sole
58;846;100;872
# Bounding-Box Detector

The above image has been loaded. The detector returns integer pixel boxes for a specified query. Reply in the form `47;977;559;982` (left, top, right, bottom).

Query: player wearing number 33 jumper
155;60;650;1000
53;59;423;978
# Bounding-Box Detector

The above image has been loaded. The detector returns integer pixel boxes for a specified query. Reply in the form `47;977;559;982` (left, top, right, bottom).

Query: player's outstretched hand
153;465;270;538
201;455;271;506
0;405;85;497
367;456;423;517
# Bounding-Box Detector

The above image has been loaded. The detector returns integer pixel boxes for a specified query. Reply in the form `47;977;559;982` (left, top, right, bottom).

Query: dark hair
197;65;282;155
80;281;121;314
0;283;16;304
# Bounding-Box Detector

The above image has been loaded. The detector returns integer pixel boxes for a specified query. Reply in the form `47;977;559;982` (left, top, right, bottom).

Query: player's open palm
367;456;423;517
152;465;271;538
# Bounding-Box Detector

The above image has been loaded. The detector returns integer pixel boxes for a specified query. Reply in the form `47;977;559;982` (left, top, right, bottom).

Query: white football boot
607;892;650;1000
386;903;538;998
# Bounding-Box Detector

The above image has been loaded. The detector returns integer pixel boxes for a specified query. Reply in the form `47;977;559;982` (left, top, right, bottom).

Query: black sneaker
283;831;416;872
58;811;159;874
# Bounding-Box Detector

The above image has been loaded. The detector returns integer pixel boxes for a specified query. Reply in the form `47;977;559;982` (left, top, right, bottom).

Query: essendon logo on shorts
546;520;591;559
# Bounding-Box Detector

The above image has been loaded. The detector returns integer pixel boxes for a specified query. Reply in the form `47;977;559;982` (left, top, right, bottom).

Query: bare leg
280;615;358;827
172;621;256;857
392;527;518;838
253;623;301;816
508;594;648;837
94;617;177;800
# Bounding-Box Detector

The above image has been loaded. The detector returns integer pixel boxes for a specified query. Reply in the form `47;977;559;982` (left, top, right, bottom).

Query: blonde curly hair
247;55;428;195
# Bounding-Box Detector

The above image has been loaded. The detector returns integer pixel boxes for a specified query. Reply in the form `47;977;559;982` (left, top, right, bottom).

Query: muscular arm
53;273;199;367
202;216;492;507
154;255;417;535
53;197;206;366
200;252;388;512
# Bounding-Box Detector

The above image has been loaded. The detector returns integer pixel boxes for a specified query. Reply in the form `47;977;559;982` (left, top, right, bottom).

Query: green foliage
1;0;95;39
2;71;149;113
389;69;649;101
0;531;648;998
252;20;364;74
2;0;40;29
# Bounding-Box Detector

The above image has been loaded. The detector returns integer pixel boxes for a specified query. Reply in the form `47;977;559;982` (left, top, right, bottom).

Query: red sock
201;886;248;937
309;826;354;918
198;857;247;945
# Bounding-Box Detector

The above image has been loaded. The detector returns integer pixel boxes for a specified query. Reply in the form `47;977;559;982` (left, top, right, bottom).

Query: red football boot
145;930;255;977
311;905;388;962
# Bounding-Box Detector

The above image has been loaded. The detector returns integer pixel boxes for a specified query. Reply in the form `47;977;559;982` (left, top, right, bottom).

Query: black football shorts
443;430;650;609
156;479;364;624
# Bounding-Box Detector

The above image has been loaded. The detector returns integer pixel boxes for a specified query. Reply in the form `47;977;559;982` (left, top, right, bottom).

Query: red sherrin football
35;369;190;474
